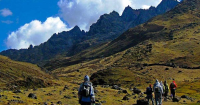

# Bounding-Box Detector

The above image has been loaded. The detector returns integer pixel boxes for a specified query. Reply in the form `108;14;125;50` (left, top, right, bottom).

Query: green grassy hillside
0;55;54;89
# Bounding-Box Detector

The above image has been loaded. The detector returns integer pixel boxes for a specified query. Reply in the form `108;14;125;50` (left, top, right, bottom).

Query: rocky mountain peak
121;5;139;22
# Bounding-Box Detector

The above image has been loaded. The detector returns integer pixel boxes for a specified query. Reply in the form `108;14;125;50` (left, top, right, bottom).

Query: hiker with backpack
163;80;169;97
146;84;154;105
78;75;95;105
170;80;177;99
153;79;163;105
160;81;164;96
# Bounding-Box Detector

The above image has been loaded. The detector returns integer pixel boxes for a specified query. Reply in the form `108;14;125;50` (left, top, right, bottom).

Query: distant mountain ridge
0;0;180;65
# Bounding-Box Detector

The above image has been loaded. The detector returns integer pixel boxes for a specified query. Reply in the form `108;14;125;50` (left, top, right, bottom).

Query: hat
84;75;90;81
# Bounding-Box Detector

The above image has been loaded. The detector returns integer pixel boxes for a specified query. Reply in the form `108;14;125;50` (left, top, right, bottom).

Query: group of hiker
146;79;177;105
77;75;177;105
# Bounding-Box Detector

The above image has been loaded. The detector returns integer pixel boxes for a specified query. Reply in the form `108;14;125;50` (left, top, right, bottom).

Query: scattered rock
173;97;181;102
94;89;98;93
197;100;200;103
181;95;189;99
137;99;148;105
133;87;141;94
118;91;122;94
8;100;24;103
13;90;22;93
112;85;121;90
100;101;106;103
165;68;169;70
63;85;69;91
122;90;128;94
13;96;20;99
43;102;48;105
57;101;62;104
122;95;130;100
45;93;53;96
28;93;37;99
133;96;137;99
64;95;71;99
178;71;182;73
57;101;62;105
72;92;76;95
33;88;38;91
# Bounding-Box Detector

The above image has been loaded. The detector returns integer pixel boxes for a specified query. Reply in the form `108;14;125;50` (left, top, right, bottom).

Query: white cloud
0;8;12;17
58;0;162;31
142;5;151;9
6;17;70;49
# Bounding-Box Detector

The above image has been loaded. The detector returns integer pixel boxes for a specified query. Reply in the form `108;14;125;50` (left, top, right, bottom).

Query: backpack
170;82;175;89
80;82;92;97
154;86;160;93
164;84;169;92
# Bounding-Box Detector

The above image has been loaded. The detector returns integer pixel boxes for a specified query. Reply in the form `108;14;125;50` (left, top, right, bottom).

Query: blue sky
0;0;163;51
0;0;62;51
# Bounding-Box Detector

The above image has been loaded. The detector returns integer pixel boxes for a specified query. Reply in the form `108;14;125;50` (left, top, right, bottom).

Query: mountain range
1;0;200;104
0;0;180;66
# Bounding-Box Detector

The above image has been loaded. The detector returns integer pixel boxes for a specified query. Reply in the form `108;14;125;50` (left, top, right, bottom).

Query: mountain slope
0;0;179;65
72;0;200;68
0;26;85;64
0;55;54;89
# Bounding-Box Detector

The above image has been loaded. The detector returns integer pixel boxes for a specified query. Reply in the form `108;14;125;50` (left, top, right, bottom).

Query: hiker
170;80;177;99
78;75;95;105
160;81;164;96
153;79;163;105
146;84;154;105
163;80;169;97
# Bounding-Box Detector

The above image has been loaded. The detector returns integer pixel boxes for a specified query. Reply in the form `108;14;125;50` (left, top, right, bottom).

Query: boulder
137;99;148;105
13;90;22;93
64;95;71;99
13;96;20;99
122;90;128;94
122;95;130;100
112;85;121;90
57;101;62;104
100;101;106;103
181;95;189;99
28;93;37;99
173;97;181;102
133;87;141;94
45;93;53;96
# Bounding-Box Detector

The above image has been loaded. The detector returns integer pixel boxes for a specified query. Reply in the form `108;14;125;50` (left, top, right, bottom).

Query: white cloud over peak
6;17;70;49
58;0;162;31
0;8;12;17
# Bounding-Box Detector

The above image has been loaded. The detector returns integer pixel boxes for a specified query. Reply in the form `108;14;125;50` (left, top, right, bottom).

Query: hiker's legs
159;93;162;105
147;95;154;105
155;93;159;105
147;95;150;105
164;92;168;97
171;89;175;99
